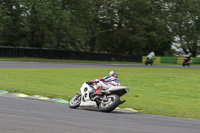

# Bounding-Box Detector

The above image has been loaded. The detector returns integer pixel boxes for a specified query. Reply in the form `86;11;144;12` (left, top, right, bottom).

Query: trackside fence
0;46;199;64
0;46;142;62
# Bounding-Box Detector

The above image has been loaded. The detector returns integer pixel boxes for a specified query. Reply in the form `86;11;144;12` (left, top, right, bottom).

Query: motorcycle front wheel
187;62;190;67
69;94;81;108
99;94;120;112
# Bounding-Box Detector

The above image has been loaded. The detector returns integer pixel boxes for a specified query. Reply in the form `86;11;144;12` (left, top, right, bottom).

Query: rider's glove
86;81;93;85
92;80;99;84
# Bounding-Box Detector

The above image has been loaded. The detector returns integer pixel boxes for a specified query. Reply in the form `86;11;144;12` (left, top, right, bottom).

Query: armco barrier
161;57;177;64
177;57;184;64
142;56;160;64
142;56;200;64
177;57;200;64
191;57;200;64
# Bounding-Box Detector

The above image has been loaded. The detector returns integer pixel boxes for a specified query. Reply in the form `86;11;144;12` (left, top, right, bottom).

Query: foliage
0;0;199;56
166;0;200;56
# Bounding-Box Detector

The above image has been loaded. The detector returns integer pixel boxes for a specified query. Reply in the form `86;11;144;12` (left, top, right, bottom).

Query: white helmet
151;52;155;56
109;71;118;78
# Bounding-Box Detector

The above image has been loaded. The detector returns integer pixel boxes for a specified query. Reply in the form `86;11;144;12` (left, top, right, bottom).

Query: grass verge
0;67;199;119
0;57;200;66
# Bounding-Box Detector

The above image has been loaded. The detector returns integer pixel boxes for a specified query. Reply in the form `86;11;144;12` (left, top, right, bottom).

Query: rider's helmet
109;71;118;78
186;53;192;58
151;52;155;56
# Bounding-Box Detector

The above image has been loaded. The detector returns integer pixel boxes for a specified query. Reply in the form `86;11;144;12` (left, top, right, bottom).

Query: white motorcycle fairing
69;81;130;112
79;82;130;108
79;83;97;108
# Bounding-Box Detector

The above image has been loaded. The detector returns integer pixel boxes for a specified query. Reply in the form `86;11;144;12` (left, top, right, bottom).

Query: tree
167;0;200;56
0;0;176;56
61;0;101;51
23;0;72;48
0;0;29;46
98;0;173;55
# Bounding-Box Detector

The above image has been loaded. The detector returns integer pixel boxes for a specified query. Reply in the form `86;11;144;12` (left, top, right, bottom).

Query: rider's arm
92;77;106;83
92;78;104;83
98;78;105;82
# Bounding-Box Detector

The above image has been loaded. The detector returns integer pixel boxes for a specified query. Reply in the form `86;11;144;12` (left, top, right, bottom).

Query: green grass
0;67;200;119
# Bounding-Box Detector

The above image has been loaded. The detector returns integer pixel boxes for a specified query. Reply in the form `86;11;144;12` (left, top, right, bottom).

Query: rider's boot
90;86;104;101
75;93;81;98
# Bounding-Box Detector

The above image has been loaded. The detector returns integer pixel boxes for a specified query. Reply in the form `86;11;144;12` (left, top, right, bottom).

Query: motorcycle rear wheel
182;62;185;66
99;94;120;112
69;95;81;108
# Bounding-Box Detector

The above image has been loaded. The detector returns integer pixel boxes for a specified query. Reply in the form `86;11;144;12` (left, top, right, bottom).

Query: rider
87;71;120;94
86;71;125;103
147;52;155;62
185;53;192;63
151;52;155;59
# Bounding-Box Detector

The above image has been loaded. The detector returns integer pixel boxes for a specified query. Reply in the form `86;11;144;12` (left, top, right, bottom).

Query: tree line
0;0;200;56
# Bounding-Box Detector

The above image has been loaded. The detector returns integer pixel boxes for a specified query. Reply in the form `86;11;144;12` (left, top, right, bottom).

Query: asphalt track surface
1;95;200;133
1;61;200;68
0;61;200;133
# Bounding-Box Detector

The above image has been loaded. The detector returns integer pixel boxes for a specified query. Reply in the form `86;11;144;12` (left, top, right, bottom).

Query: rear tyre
182;62;185;67
69;95;81;108
99;94;120;112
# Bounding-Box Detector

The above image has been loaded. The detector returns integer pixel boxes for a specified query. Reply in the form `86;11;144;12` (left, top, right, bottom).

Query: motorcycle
182;58;190;67
68;82;130;112
145;57;153;65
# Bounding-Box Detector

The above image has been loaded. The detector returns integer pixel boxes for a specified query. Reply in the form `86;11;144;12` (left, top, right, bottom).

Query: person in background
147;52;155;62
185;53;192;63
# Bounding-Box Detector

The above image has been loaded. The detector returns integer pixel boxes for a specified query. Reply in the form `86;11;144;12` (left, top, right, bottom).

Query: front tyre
99;94;120;112
69;95;81;108
182;62;185;67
